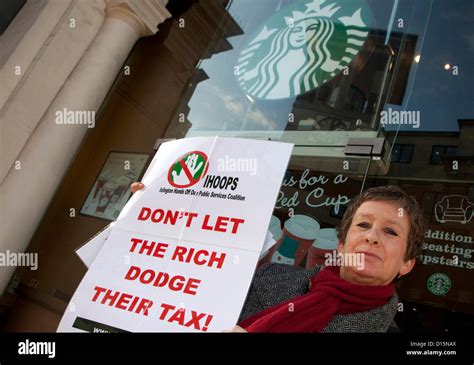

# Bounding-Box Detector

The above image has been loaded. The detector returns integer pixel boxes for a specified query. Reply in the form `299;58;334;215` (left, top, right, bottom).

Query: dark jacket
239;263;399;332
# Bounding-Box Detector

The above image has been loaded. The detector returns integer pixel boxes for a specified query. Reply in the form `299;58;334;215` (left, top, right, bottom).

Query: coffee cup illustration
269;215;283;241
96;179;118;214
93;169;113;200
271;215;320;266
114;175;132;202
306;228;339;268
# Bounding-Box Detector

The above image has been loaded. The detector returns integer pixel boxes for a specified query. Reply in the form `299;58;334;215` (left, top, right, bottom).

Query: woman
131;183;425;332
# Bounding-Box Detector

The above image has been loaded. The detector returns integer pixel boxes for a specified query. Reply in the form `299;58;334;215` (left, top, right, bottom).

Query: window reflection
164;0;420;138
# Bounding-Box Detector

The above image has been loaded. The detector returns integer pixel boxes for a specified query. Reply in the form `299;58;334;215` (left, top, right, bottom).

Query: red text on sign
124;266;201;295
137;207;198;227
171;246;226;269
136;208;245;234
91;286;153;316
158;303;213;332
201;214;245;234
129;237;168;258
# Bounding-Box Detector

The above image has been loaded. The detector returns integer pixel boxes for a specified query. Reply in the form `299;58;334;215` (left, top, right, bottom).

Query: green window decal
427;273;452;296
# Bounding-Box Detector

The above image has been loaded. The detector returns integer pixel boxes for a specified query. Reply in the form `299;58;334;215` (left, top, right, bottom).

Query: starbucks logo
427;273;452;296
236;0;373;100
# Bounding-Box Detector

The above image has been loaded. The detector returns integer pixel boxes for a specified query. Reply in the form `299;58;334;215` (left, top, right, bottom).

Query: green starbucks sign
427;273;452;296
236;0;374;100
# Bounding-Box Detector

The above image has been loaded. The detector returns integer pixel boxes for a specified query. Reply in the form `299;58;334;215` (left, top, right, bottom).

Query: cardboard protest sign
58;137;292;332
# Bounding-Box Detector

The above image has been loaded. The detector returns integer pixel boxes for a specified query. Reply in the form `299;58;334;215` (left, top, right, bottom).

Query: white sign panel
59;137;292;332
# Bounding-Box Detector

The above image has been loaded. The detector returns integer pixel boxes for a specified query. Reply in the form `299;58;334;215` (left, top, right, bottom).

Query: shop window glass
155;3;473;326
164;0;419;140
430;145;457;165
391;144;414;163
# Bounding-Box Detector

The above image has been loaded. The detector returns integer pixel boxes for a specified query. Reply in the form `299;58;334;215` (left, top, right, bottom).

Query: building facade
0;0;472;332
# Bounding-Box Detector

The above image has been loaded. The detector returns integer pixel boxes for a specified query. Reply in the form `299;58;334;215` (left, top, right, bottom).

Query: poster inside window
80;152;149;221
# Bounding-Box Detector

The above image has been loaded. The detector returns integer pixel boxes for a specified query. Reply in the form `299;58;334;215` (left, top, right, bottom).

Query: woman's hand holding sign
131;182;144;193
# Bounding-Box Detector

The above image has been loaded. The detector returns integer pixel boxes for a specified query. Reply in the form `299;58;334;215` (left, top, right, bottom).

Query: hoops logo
167;151;239;191
167;151;209;188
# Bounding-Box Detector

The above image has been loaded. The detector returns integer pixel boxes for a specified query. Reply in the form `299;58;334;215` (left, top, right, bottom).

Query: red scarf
239;266;394;332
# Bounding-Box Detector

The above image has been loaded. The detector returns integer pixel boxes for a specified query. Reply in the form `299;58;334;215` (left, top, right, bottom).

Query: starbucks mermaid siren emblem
236;0;372;100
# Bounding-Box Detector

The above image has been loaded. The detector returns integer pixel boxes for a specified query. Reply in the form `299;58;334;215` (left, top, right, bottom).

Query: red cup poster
80;152;149;221
58;137;293;332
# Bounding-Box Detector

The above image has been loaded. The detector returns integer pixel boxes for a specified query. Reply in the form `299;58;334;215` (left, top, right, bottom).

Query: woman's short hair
336;185;426;261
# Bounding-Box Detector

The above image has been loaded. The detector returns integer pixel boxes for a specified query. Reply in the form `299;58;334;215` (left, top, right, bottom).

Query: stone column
0;0;171;293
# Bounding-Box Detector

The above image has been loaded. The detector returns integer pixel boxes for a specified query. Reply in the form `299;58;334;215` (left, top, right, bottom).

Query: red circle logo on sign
167;151;209;188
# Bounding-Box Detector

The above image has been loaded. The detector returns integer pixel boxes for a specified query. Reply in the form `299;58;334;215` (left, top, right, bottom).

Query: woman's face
338;200;415;286
289;20;318;48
